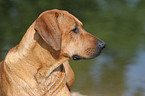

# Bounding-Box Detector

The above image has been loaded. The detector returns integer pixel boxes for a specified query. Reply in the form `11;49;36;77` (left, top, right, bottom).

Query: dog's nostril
98;42;106;49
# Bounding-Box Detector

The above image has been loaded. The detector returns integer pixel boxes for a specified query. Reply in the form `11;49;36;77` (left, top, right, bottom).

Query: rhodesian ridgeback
0;9;106;96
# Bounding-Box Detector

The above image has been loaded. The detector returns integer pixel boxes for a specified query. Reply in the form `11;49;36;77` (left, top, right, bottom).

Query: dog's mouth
71;50;101;61
72;46;106;61
72;55;83;60
72;52;100;61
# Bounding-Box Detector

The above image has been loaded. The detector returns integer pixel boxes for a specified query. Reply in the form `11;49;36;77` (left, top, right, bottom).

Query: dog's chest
36;65;66;96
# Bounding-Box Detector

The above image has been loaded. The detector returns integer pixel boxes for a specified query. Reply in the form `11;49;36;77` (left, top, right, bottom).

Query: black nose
98;41;106;49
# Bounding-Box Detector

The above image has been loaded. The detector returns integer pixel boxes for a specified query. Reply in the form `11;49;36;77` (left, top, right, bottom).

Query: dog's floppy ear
34;11;61;51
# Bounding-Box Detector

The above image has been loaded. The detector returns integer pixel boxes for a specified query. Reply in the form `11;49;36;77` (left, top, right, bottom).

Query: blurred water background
0;0;145;96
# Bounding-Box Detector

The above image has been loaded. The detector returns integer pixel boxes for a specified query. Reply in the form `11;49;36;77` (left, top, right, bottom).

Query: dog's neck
7;22;68;71
4;22;69;95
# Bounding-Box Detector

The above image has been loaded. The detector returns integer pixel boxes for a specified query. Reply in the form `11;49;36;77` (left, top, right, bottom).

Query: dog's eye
72;27;79;33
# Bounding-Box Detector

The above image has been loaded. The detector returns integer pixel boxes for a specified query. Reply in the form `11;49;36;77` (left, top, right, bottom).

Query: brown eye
72;27;79;33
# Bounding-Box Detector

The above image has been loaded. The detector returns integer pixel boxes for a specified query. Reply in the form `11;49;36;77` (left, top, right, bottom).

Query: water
124;48;145;96
0;0;145;96
70;47;145;96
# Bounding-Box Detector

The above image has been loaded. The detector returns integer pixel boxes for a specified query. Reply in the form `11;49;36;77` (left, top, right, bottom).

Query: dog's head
35;9;106;60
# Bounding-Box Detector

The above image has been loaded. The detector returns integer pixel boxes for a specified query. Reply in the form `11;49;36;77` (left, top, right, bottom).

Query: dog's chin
72;51;101;61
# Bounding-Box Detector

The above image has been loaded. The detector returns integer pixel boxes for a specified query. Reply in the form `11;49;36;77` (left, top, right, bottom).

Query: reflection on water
125;48;145;96
0;0;145;96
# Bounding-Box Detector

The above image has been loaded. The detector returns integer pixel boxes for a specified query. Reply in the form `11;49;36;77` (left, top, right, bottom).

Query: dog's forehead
61;10;83;26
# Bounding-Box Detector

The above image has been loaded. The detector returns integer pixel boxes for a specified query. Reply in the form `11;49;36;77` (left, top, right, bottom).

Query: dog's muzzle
72;41;106;61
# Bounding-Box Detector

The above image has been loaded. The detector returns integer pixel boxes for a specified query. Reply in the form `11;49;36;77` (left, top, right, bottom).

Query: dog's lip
71;47;105;61
71;53;100;61
72;55;82;61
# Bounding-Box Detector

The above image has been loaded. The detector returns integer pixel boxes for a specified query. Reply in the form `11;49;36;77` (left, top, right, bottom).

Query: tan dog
0;9;106;96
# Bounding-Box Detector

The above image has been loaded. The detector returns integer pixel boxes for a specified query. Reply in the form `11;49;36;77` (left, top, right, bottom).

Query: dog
0;9;106;96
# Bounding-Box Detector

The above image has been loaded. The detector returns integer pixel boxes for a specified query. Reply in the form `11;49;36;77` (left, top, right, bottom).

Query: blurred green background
0;0;145;96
